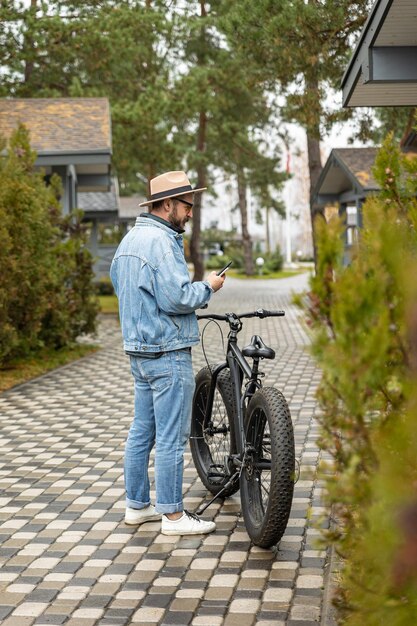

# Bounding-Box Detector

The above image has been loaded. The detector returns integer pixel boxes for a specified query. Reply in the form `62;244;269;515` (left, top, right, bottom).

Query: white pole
284;149;292;265
285;196;292;265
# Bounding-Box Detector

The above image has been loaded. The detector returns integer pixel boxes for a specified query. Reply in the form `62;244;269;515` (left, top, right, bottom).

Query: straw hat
139;171;206;207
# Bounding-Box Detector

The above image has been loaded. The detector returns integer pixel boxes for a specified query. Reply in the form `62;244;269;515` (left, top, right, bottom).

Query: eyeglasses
175;197;194;210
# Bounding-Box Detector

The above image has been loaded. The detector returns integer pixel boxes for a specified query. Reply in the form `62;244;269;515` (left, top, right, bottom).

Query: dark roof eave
311;148;382;204
333;151;367;193
35;153;111;167
36;148;112;156
341;0;392;90
311;150;366;202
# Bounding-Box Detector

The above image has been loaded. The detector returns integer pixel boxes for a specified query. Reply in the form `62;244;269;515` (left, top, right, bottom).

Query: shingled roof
333;147;380;191
78;188;119;215
0;98;111;154
312;146;381;209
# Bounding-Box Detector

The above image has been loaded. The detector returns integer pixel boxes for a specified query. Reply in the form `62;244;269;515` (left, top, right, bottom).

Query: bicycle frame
194;308;285;515
201;330;262;459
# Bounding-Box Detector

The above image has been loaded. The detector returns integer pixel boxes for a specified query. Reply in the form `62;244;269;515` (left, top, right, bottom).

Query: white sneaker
125;505;162;526
161;510;216;536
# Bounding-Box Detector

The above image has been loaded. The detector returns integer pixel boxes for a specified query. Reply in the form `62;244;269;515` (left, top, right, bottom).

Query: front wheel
240;387;295;548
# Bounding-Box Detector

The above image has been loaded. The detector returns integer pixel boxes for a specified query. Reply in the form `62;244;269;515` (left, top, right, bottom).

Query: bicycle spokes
190;368;239;499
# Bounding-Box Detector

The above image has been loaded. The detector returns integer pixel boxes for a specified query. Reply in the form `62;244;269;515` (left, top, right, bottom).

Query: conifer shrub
0;125;98;364
298;132;417;623
263;245;283;273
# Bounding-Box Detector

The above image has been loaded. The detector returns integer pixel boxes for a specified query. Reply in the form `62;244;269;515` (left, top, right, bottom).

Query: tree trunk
237;167;254;275
190;110;207;282
265;206;271;254
305;71;324;269
190;1;207;282
400;107;417;148
307;130;325;267
24;0;37;85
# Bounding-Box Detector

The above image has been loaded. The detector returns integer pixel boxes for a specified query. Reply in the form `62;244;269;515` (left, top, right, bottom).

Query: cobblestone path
0;274;327;626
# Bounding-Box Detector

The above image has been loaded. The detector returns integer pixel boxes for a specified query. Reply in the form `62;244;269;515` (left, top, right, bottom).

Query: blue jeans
125;350;195;514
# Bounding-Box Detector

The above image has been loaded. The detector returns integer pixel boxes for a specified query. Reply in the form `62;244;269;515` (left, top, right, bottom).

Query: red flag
286;152;291;174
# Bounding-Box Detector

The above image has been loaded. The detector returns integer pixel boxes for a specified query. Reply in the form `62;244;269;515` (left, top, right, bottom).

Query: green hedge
0;125;98;365
297;133;417;624
205;246;283;274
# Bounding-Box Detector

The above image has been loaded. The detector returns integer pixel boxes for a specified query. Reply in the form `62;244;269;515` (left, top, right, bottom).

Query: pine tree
174;0;285;277
1;1;184;193
225;0;369;262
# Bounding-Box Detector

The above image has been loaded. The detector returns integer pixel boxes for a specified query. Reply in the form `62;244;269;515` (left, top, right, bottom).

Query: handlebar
196;308;285;321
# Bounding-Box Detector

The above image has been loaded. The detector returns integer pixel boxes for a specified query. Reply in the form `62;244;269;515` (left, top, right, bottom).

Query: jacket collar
137;212;185;235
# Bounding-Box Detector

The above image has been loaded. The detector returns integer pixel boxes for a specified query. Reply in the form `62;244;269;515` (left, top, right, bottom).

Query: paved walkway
0;274;327;626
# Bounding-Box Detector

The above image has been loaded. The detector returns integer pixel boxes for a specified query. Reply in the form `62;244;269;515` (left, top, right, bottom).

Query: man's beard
168;206;188;230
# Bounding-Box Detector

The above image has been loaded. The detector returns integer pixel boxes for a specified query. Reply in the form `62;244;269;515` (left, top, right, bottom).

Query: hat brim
138;187;207;207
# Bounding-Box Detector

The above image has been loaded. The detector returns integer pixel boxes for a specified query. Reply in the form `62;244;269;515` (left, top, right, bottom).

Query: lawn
0;344;99;393
99;295;119;314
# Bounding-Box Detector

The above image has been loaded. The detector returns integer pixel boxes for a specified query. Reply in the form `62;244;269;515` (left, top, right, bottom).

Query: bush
224;244;244;269
95;277;115;296
0;124;98;364
298;133;417;624
205;254;233;270
263;246;283;273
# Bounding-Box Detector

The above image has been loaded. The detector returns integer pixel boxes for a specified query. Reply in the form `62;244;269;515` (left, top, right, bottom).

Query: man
110;171;225;536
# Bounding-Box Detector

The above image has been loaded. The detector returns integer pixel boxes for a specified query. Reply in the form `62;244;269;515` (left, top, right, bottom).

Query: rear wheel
240;387;295;548
190;366;239;496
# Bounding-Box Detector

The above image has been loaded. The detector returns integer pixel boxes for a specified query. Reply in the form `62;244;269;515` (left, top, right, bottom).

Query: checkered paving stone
0;273;329;626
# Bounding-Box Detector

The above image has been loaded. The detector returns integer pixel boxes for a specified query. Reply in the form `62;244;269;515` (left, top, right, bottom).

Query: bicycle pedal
208;474;225;485
208;464;226;485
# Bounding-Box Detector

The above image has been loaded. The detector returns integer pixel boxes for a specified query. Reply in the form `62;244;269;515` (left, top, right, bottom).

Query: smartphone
216;261;233;277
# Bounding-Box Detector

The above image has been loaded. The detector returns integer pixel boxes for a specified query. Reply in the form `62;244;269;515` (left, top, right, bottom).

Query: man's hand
206;271;226;293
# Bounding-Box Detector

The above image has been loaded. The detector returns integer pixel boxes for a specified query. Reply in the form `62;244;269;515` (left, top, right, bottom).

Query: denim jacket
110;215;213;354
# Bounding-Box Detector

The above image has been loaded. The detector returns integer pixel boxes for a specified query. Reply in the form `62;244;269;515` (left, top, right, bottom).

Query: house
320;0;417;263
342;0;417;107
0;97;123;278
78;193;143;279
0;98;112;214
312;148;380;264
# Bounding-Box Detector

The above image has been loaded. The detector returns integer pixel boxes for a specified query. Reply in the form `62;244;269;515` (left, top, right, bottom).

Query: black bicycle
190;308;295;548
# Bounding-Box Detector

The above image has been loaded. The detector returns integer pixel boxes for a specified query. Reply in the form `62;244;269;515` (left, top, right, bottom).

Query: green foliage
199;227;237;248
225;0;368;135
299;133;417;623
263;246;283;273
350;106;416;145
224;243;245;270
205;254;233;271
97;223;125;245
0;125;98;364
205;245;283;274
95;277;115;296
40;209;99;349
0;0;287;279
1;1;183;193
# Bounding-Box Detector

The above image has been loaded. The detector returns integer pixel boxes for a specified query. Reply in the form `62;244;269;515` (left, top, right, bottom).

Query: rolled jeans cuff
126;497;151;510
155;501;183;514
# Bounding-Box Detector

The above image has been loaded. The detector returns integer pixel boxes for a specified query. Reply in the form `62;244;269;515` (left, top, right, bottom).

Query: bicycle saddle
242;335;275;360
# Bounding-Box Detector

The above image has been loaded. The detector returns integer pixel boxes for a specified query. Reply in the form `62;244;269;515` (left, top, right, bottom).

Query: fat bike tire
240;387;295;548
190;366;239;497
